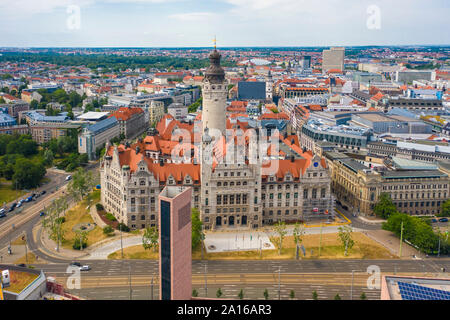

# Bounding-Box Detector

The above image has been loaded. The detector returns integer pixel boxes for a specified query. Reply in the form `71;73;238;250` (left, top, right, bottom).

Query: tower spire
213;35;217;50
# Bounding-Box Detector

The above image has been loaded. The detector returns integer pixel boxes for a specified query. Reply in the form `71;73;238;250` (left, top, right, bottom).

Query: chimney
290;155;295;162
159;157;164;166
135;146;140;154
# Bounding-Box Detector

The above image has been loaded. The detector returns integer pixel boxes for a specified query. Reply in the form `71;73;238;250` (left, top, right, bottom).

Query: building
78;117;120;160
0;101;29;118
158;186;192;300
368;141;450;163
387;98;443;112
325;152;449;216
76;112;110;123
381;275;450;300
322;47;345;72
30;123;80;144
148;100;165;126
0;124;29;136
0;113;17;127
167;103;188;121
108;107;147;139
237;81;266;100
395;70;435;83
350;113;432;134
0;265;47;300
100;48;333;231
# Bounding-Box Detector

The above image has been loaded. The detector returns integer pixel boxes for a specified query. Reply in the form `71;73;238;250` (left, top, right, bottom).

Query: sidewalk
362;229;423;259
358;216;386;224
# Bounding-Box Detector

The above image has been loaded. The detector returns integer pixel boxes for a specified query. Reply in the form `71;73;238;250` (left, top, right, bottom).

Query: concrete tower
201;49;227;135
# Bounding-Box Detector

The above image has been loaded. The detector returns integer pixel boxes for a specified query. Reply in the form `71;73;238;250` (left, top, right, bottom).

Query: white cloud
169;12;215;21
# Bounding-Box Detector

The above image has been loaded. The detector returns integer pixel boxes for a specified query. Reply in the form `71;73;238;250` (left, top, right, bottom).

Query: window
303;189;308;199
131;215;136;221
141;215;145;220
151;215;155;220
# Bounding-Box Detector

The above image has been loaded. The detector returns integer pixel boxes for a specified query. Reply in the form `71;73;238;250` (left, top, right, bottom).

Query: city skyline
0;0;449;47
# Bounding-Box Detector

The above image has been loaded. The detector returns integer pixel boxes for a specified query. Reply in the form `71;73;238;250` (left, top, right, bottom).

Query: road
36;259;450;300
0;162;99;257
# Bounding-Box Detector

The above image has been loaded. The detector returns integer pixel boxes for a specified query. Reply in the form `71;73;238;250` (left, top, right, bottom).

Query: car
79;265;91;271
342;205;349;210
438;218;449;223
65;175;72;181
25;196;33;202
17;263;26;267
8;206;15;212
40;190;46;196
0;208;5;214
69;262;81;267
0;213;6;218
39;212;45;217
431;218;438;223
16;202;22;208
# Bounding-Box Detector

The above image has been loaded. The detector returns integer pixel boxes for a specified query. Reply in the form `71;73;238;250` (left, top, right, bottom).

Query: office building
322;47;345;72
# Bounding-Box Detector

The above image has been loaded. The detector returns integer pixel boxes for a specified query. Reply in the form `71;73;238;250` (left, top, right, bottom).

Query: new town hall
100;49;334;230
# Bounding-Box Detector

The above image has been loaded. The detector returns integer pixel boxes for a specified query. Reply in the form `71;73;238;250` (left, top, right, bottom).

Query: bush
72;240;88;250
96;203;104;211
103;225;114;235
105;213;117;222
55;217;65;224
117;223;130;232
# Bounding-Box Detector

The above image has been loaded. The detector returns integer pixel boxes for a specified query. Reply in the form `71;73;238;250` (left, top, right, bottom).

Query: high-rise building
322;47;345;72
158;186;192;300
201;49;227;135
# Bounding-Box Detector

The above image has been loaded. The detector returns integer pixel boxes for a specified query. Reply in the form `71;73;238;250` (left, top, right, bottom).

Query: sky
0;0;449;47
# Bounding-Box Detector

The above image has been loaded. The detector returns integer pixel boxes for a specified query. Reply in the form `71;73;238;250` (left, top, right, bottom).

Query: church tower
201;48;227;135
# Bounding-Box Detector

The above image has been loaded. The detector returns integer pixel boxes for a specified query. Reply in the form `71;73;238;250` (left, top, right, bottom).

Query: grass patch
0;181;26;204
107;232;396;260
14;253;37;265
0;269;38;294
59;199;109;250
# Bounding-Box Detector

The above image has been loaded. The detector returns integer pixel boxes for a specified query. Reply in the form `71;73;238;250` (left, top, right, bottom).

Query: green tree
191;207;203;250
192;289;198;297
439;199;450;217
274;221;287;255
42;197;68;251
338;225;354;256
142;226;159;252
30;99;39;109
263;289;269;300
12;158;46;189
312;291;318;300
373;193;398;219
289;290;295;299
67;167;95;201
293;222;305;260
43;149;54;166
216;288;223;298
103;225;114;236
238;289;244;300
334;293;341;300
360;292;367;300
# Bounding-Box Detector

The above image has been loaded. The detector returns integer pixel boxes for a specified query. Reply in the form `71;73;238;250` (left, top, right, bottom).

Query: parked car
17;263;26;267
65;175;72;181
69;262;81;267
8;206;15;212
0;208;5;215
80;265;91;271
16;202;22;208
0;212;6;218
39;212;45;217
431;218;438;223
438;218;449;223
342;205;349;210
40;190;46;196
25;196;33;202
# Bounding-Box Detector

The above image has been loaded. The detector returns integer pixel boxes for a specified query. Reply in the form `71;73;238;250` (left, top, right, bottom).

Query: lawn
59;197;109;250
14;253;38;265
0;179;26;205
0;269;38;294
107;232;396;260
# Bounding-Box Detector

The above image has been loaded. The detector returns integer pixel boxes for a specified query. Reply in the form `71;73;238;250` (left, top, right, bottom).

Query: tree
293;222;305;260
67;167;95;201
12;158;46;189
73;230;88;250
289;290;295;299
192;289;198;297
30;99;39;109
103;225;114;235
373;193;398;219
334;294;341;300
238;289;244;300
191;208;203;250
263;289;269;300
338;226;354;256
143;226;159;252
43;149;54;166
312;291;318;300
273;221;287;255
360;292;367;300
439;199;450;217
42;197;68;251
216;288;223;298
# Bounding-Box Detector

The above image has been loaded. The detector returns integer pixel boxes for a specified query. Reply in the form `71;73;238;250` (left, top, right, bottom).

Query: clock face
313;162;319;167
